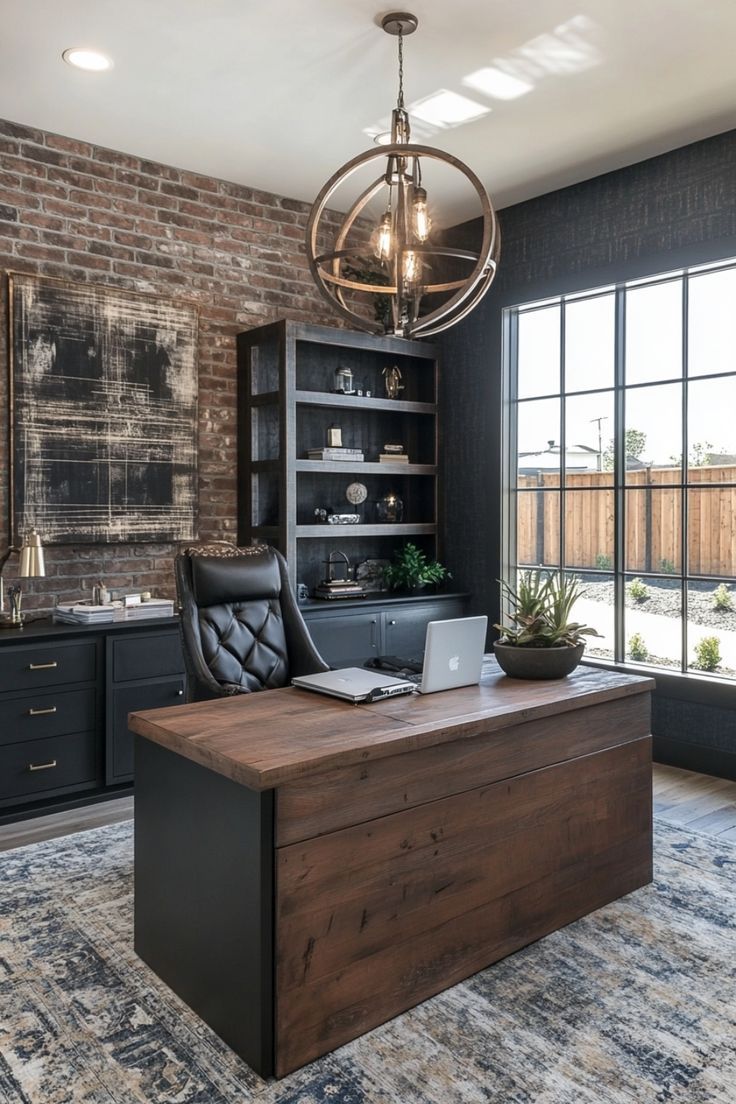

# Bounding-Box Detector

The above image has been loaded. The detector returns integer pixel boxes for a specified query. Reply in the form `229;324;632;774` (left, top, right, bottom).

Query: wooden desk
130;662;654;1079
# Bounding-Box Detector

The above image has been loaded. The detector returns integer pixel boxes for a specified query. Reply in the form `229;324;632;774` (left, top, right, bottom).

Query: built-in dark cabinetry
237;320;440;595
0;618;184;823
301;593;469;667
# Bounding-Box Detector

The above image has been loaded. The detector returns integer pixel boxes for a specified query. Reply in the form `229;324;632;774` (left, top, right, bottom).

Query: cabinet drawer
0;641;96;694
0;731;99;804
109;676;186;783
112;631;184;683
0;687;97;747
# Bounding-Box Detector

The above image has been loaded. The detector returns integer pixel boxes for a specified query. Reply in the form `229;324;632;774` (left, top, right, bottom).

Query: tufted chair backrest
175;544;329;701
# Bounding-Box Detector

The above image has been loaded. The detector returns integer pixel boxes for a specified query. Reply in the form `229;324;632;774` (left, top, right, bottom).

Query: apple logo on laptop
448;655;460;672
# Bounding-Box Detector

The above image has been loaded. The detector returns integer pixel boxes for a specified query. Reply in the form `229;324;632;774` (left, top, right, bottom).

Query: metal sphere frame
306;142;500;339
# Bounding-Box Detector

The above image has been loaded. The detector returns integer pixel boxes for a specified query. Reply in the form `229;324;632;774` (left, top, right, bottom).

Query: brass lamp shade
18;528;45;578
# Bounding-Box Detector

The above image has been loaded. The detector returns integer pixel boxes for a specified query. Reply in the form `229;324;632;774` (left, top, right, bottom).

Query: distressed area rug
1;820;735;1104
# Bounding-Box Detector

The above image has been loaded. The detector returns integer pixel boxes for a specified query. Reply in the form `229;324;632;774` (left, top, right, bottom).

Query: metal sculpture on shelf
306;11;500;339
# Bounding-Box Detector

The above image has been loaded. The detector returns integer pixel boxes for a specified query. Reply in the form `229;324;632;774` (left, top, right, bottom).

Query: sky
515;267;736;468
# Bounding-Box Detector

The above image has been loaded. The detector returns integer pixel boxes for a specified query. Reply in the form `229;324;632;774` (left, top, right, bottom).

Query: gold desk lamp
0;528;46;628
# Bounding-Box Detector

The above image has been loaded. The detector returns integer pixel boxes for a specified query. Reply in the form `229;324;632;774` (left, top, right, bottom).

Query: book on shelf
306;448;365;461
379;453;410;463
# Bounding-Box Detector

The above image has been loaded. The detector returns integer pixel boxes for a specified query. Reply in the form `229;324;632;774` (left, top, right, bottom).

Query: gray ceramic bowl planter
493;641;585;679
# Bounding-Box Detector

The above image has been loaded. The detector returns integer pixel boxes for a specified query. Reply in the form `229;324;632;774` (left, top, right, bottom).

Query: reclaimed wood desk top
129;661;654;791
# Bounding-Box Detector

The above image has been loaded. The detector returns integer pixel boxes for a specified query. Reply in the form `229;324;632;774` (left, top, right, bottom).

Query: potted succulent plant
493;571;601;679
383;542;450;592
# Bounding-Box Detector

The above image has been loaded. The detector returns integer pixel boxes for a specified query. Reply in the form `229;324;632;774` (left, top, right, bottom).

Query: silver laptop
416;615;487;694
292;666;416;703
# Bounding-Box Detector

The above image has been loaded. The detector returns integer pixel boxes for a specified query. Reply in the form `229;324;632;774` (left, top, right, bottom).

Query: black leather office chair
175;543;329;701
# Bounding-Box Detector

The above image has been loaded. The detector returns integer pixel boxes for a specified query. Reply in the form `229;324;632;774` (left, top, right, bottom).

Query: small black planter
493;641;585;680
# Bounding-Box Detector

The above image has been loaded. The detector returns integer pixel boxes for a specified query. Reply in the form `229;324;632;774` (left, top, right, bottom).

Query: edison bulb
412;186;431;242
371;211;393;262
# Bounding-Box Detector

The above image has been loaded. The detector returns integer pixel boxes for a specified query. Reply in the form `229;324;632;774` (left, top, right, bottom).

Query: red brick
46;134;94;157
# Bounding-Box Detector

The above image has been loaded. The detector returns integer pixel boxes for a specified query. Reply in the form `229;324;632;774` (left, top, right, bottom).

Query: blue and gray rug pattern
1;820;735;1103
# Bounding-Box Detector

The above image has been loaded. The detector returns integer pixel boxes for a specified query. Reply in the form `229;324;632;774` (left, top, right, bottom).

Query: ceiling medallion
306;11;500;339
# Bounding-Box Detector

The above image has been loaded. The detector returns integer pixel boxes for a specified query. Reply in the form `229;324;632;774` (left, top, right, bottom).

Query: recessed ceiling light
62;47;113;72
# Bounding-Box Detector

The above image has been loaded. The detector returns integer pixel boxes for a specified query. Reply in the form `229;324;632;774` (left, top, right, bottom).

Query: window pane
517;305;560;398
564;293;615;393
687;376;736;481
624;575;682;670
625;488;681;574
572;572;614;661
624;382;682;483
565;391;614;484
688;267;736;377
687;581;736;678
517;398;560;486
564;489;614;570
626;280;682;385
688;487;736;578
516;491;559;567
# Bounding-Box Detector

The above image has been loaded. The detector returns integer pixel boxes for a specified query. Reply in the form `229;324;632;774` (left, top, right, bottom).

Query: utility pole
590;416;608;471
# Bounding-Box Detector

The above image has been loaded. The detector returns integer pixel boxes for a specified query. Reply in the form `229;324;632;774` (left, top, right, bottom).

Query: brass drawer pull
28;661;58;670
28;706;57;716
28;760;58;772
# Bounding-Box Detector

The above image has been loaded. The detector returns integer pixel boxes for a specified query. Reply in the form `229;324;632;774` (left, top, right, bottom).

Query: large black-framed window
503;258;736;683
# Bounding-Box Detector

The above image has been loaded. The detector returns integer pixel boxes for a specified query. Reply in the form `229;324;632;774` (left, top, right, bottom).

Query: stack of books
54;604;124;625
123;598;175;619
307;447;364;462
379;443;409;464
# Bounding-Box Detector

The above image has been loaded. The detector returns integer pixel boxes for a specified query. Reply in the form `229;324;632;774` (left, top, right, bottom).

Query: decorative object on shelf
383;541;450;591
92;581;111;606
493;571;601;679
383;365;404;399
333;366;355;394
356;558;391;592
0;528;46;629
296;582;310;602
327;514;361;525
326;425;343;447
10;273;198;544
379;441;409;463
305;12;499;338
375;491;404;523
345;482;368;506
314;551;367;600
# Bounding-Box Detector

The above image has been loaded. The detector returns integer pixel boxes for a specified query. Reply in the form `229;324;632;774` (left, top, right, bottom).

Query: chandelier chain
397;28;404;111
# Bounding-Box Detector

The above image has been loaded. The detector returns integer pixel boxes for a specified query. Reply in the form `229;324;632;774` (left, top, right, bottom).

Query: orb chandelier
306;11;500;339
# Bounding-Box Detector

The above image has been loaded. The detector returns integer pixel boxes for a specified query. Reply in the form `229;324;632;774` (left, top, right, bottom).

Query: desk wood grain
129;662;654;790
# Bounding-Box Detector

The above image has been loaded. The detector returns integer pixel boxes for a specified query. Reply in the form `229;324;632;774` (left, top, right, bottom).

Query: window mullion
614;286;626;664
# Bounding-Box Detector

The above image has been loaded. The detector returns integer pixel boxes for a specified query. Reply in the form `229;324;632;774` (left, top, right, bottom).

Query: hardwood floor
0;764;735;852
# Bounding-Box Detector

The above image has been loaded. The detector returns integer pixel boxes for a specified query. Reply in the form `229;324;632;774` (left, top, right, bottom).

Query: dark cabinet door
304;612;380;668
109;677;185;783
383;600;469;659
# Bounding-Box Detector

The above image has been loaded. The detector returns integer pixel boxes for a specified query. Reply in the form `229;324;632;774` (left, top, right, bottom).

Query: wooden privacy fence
518;466;736;577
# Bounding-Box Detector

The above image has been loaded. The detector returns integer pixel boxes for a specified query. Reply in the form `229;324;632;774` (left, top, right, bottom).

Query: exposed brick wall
0;116;346;613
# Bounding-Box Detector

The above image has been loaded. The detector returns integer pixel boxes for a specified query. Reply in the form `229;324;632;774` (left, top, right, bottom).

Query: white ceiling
2;0;736;223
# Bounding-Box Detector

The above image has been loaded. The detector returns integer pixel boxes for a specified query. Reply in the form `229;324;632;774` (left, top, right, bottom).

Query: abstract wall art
10;274;199;543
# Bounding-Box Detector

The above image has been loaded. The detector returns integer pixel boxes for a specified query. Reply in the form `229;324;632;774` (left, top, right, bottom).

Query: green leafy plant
627;633;649;661
692;636;722;672
494;571;601;649
595;553;612;571
628;577;648;602
659;558;676;575
383;543;450;591
713;583;733;612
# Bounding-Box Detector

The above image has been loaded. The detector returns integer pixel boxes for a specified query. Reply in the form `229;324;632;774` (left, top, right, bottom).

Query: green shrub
692;636;722;672
628;577;648;602
595;553;612;571
628;633;648;661
713;584;734;612
659;558;676;575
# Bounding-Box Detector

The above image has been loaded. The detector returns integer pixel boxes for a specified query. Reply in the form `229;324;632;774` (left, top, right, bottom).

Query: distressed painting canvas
10;274;198;543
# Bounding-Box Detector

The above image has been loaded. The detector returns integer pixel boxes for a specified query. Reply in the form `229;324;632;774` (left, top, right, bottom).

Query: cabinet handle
371;618;377;624
28;661;58;670
28;706;57;717
177;689;184;696
389;619;397;626
28;760;57;772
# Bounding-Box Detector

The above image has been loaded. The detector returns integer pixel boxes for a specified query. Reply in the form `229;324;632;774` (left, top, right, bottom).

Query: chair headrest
189;547;282;607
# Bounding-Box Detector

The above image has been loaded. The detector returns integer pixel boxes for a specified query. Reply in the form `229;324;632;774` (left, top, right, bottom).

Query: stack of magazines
123;598;175;619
